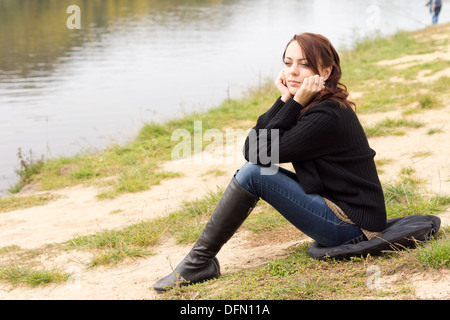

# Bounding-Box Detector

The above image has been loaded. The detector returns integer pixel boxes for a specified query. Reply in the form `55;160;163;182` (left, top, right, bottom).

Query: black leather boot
153;176;259;293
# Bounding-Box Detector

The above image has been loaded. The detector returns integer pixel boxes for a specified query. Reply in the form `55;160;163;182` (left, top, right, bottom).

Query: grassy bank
0;23;449;298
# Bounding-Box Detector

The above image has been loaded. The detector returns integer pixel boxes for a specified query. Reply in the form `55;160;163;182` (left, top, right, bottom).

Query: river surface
1;0;449;194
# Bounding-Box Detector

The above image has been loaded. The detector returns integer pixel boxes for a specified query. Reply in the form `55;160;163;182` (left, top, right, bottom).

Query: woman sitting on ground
153;32;387;293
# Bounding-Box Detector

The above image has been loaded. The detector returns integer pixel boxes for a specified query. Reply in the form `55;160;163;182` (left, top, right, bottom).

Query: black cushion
307;215;441;260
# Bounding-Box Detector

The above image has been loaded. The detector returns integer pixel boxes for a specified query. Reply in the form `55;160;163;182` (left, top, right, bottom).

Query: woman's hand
293;75;324;106
275;70;292;102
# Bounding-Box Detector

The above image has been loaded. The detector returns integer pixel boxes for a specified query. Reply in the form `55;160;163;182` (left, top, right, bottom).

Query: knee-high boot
153;175;259;293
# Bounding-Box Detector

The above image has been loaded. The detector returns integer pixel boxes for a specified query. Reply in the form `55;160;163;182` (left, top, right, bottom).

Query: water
1;0;449;194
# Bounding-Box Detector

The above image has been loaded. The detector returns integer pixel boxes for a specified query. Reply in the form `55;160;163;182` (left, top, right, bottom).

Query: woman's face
283;40;323;96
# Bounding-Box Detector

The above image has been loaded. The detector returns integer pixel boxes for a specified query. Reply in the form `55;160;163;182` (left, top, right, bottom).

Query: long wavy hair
282;33;355;112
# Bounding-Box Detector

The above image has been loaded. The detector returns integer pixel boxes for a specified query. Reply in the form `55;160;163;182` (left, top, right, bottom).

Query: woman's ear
322;66;333;80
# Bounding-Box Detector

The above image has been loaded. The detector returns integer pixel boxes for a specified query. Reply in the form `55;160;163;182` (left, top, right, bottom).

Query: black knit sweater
243;97;387;232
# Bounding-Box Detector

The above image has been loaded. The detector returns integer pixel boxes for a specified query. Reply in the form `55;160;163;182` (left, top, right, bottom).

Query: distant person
153;32;387;293
426;0;442;24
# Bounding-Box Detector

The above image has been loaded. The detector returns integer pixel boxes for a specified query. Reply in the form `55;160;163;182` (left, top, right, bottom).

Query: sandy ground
1;47;450;300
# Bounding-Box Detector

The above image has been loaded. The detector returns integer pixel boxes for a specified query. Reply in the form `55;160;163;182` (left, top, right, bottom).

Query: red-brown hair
283;33;355;111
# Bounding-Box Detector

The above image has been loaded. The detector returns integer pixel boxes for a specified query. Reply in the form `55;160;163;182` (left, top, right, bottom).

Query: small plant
413;231;449;269
9;148;44;194
418;93;435;109
427;127;443;135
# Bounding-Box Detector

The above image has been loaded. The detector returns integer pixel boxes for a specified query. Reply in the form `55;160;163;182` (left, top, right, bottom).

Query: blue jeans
235;162;365;247
432;6;441;24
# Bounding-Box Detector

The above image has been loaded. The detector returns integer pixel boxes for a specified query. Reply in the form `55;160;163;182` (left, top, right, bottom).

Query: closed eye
284;57;309;67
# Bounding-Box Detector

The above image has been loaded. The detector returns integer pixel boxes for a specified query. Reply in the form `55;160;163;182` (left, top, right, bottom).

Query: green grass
364;118;424;138
427;127;443;135
340;25;450;115
0;265;70;286
400;60;450;81
383;179;450;218
414;235;449;269
0;193;61;213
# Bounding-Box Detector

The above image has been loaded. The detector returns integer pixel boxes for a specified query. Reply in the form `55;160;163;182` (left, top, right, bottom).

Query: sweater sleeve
243;99;339;165
253;96;286;128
